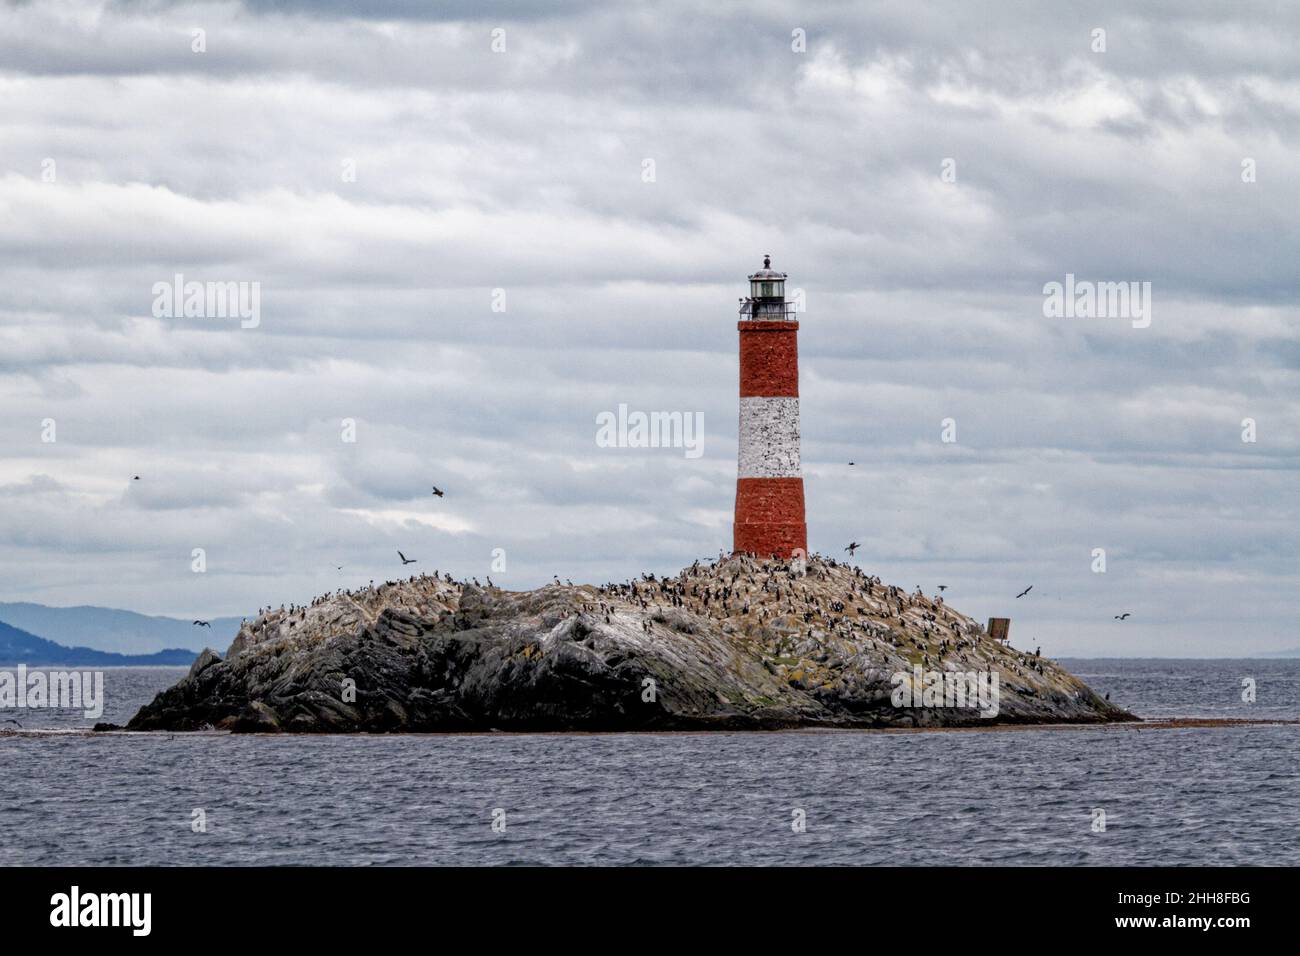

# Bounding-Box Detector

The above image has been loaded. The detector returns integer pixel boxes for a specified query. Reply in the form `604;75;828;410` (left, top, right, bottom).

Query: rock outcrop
125;555;1134;732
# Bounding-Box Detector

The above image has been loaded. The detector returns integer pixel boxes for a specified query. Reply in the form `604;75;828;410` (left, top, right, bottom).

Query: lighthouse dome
748;254;786;280
747;255;787;300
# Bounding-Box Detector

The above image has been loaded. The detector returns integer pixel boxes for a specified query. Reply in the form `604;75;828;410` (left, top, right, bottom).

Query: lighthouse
733;256;807;559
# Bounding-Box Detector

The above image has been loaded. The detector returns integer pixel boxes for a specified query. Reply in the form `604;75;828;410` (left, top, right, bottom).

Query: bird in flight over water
1114;612;1131;620
1015;585;1033;598
192;620;211;627
398;551;417;565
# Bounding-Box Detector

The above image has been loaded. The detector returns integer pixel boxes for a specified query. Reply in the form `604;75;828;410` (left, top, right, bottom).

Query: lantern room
739;255;795;320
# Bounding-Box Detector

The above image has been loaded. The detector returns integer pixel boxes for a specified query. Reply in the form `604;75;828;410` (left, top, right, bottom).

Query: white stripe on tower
737;396;801;478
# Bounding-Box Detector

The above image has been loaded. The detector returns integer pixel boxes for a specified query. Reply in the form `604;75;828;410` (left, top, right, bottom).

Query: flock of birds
101;539;1116;722
170;473;1134;632
842;549;1130;620
228;552;1061;690
839;547;1128;619
181;483;451;628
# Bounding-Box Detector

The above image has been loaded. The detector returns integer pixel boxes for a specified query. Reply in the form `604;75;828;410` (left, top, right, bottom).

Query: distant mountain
1257;647;1300;658
0;602;240;655
0;620;198;667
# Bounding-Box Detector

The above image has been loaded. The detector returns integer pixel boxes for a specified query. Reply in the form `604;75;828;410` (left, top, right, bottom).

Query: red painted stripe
733;477;807;558
738;324;800;397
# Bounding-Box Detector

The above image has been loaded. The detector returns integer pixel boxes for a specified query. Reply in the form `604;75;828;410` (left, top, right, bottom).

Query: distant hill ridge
0;620;197;667
0;602;240;655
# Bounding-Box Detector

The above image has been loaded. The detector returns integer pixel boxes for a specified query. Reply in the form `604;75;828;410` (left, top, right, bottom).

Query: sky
0;0;1296;656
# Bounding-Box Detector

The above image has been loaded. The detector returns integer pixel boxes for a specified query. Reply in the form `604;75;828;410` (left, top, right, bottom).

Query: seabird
1114;612;1131;620
192;620;211;628
431;486;445;498
398;551;417;565
844;542;861;556
1015;585;1033;599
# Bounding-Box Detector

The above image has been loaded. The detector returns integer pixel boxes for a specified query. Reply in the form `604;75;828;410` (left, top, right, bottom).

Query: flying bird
844;542;861;556
398;551;417;565
1114;613;1131;620
192;620;211;628
937;585;948;592
132;475;141;481
1015;586;1033;599
431;486;445;498
848;461;856;466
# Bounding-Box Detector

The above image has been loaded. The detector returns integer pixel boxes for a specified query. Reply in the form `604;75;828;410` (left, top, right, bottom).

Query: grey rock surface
126;555;1134;732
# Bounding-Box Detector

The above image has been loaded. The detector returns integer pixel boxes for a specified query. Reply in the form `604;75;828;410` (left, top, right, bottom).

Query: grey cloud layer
0;0;1296;656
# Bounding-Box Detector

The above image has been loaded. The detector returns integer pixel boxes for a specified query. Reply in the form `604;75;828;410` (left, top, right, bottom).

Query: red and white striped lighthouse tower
733;255;807;559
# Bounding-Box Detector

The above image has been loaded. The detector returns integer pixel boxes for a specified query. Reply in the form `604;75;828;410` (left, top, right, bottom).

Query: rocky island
123;555;1134;732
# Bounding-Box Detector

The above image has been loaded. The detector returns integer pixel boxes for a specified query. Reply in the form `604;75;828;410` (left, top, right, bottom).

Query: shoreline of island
4;715;1295;739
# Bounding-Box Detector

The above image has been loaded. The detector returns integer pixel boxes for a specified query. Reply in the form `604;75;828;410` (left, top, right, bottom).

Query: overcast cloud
0;0;1296;656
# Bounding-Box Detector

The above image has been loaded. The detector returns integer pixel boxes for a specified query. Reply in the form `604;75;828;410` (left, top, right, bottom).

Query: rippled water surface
1;660;1296;865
